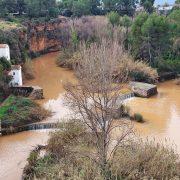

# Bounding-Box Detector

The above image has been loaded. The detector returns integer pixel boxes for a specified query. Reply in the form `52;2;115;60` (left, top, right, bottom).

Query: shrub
0;57;11;71
107;12;120;26
128;60;158;83
157;59;180;73
133;113;144;122
56;48;74;69
111;139;180;179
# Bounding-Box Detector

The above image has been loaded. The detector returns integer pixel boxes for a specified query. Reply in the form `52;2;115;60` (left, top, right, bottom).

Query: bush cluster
23;120;180;179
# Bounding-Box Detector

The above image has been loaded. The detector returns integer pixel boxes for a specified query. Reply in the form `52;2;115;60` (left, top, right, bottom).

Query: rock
29;86;44;100
129;81;157;98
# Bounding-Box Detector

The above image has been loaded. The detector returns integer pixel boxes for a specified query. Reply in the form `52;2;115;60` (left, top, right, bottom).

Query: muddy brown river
0;52;180;180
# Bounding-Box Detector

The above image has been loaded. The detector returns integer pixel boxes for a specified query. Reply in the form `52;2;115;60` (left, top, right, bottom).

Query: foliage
140;0;155;13
131;13;171;66
0;60;12;101
103;0;137;16
119;15;132;28
59;0;102;17
0;95;50;129
111;139;180;179
24;120;180;179
168;9;180;59
0;0;59;18
0;57;11;71
107;11;120;26
128;60;158;83
133;113;144;122
157;59;180;73
56;48;75;69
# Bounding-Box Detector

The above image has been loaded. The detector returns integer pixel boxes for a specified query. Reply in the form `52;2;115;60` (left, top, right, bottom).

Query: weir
117;92;135;104
0;122;59;135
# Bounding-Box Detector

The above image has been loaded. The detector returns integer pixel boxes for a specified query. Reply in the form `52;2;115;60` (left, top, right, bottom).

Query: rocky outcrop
0;17;69;63
27;17;68;57
129;81;158;98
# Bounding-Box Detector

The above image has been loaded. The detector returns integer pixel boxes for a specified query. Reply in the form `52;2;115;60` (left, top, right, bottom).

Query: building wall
0;46;10;61
9;69;23;87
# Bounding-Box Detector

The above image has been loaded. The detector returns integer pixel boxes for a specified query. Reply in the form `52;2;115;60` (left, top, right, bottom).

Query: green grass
0;95;49;129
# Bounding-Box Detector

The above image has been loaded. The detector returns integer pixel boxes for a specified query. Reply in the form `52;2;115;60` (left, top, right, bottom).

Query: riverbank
0;95;50;135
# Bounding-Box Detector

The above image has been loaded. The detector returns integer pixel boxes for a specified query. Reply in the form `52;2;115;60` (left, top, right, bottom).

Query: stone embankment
11;86;44;99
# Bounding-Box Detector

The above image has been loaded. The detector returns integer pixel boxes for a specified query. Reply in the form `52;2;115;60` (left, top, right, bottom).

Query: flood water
0;52;180;179
127;81;180;151
0;131;49;180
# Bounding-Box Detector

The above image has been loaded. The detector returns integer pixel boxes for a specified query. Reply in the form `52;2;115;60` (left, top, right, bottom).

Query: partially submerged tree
64;40;133;178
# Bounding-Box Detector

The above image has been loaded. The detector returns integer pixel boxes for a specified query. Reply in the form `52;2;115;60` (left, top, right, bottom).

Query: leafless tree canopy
64;40;133;178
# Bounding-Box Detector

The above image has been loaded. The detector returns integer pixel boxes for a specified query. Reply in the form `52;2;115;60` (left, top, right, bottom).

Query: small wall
10;86;44;99
0;122;59;135
11;86;34;97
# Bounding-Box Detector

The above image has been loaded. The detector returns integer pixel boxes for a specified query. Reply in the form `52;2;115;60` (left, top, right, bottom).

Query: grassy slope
0;95;49;128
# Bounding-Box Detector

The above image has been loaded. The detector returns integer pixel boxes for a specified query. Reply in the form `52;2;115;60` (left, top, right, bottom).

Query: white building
9;65;23;87
0;44;10;61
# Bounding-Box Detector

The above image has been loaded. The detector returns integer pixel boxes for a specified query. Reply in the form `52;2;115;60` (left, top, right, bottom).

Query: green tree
173;0;180;10
140;0;155;13
102;0;118;12
103;0;137;16
120;15;132;49
25;0;59;18
120;15;132;29
131;13;171;66
0;57;11;71
168;9;180;37
168;9;180;59
131;12;149;59
17;0;26;15
59;0;101;16
72;0;91;17
116;0;137;16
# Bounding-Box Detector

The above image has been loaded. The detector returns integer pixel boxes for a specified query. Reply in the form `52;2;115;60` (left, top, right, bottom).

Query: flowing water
0;52;180;179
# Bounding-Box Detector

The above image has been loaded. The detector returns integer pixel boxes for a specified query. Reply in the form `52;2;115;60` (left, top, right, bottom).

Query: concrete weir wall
0;122;59;135
11;86;44;99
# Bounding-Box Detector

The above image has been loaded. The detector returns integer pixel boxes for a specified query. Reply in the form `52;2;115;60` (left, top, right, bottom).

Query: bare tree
64;40;134;179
